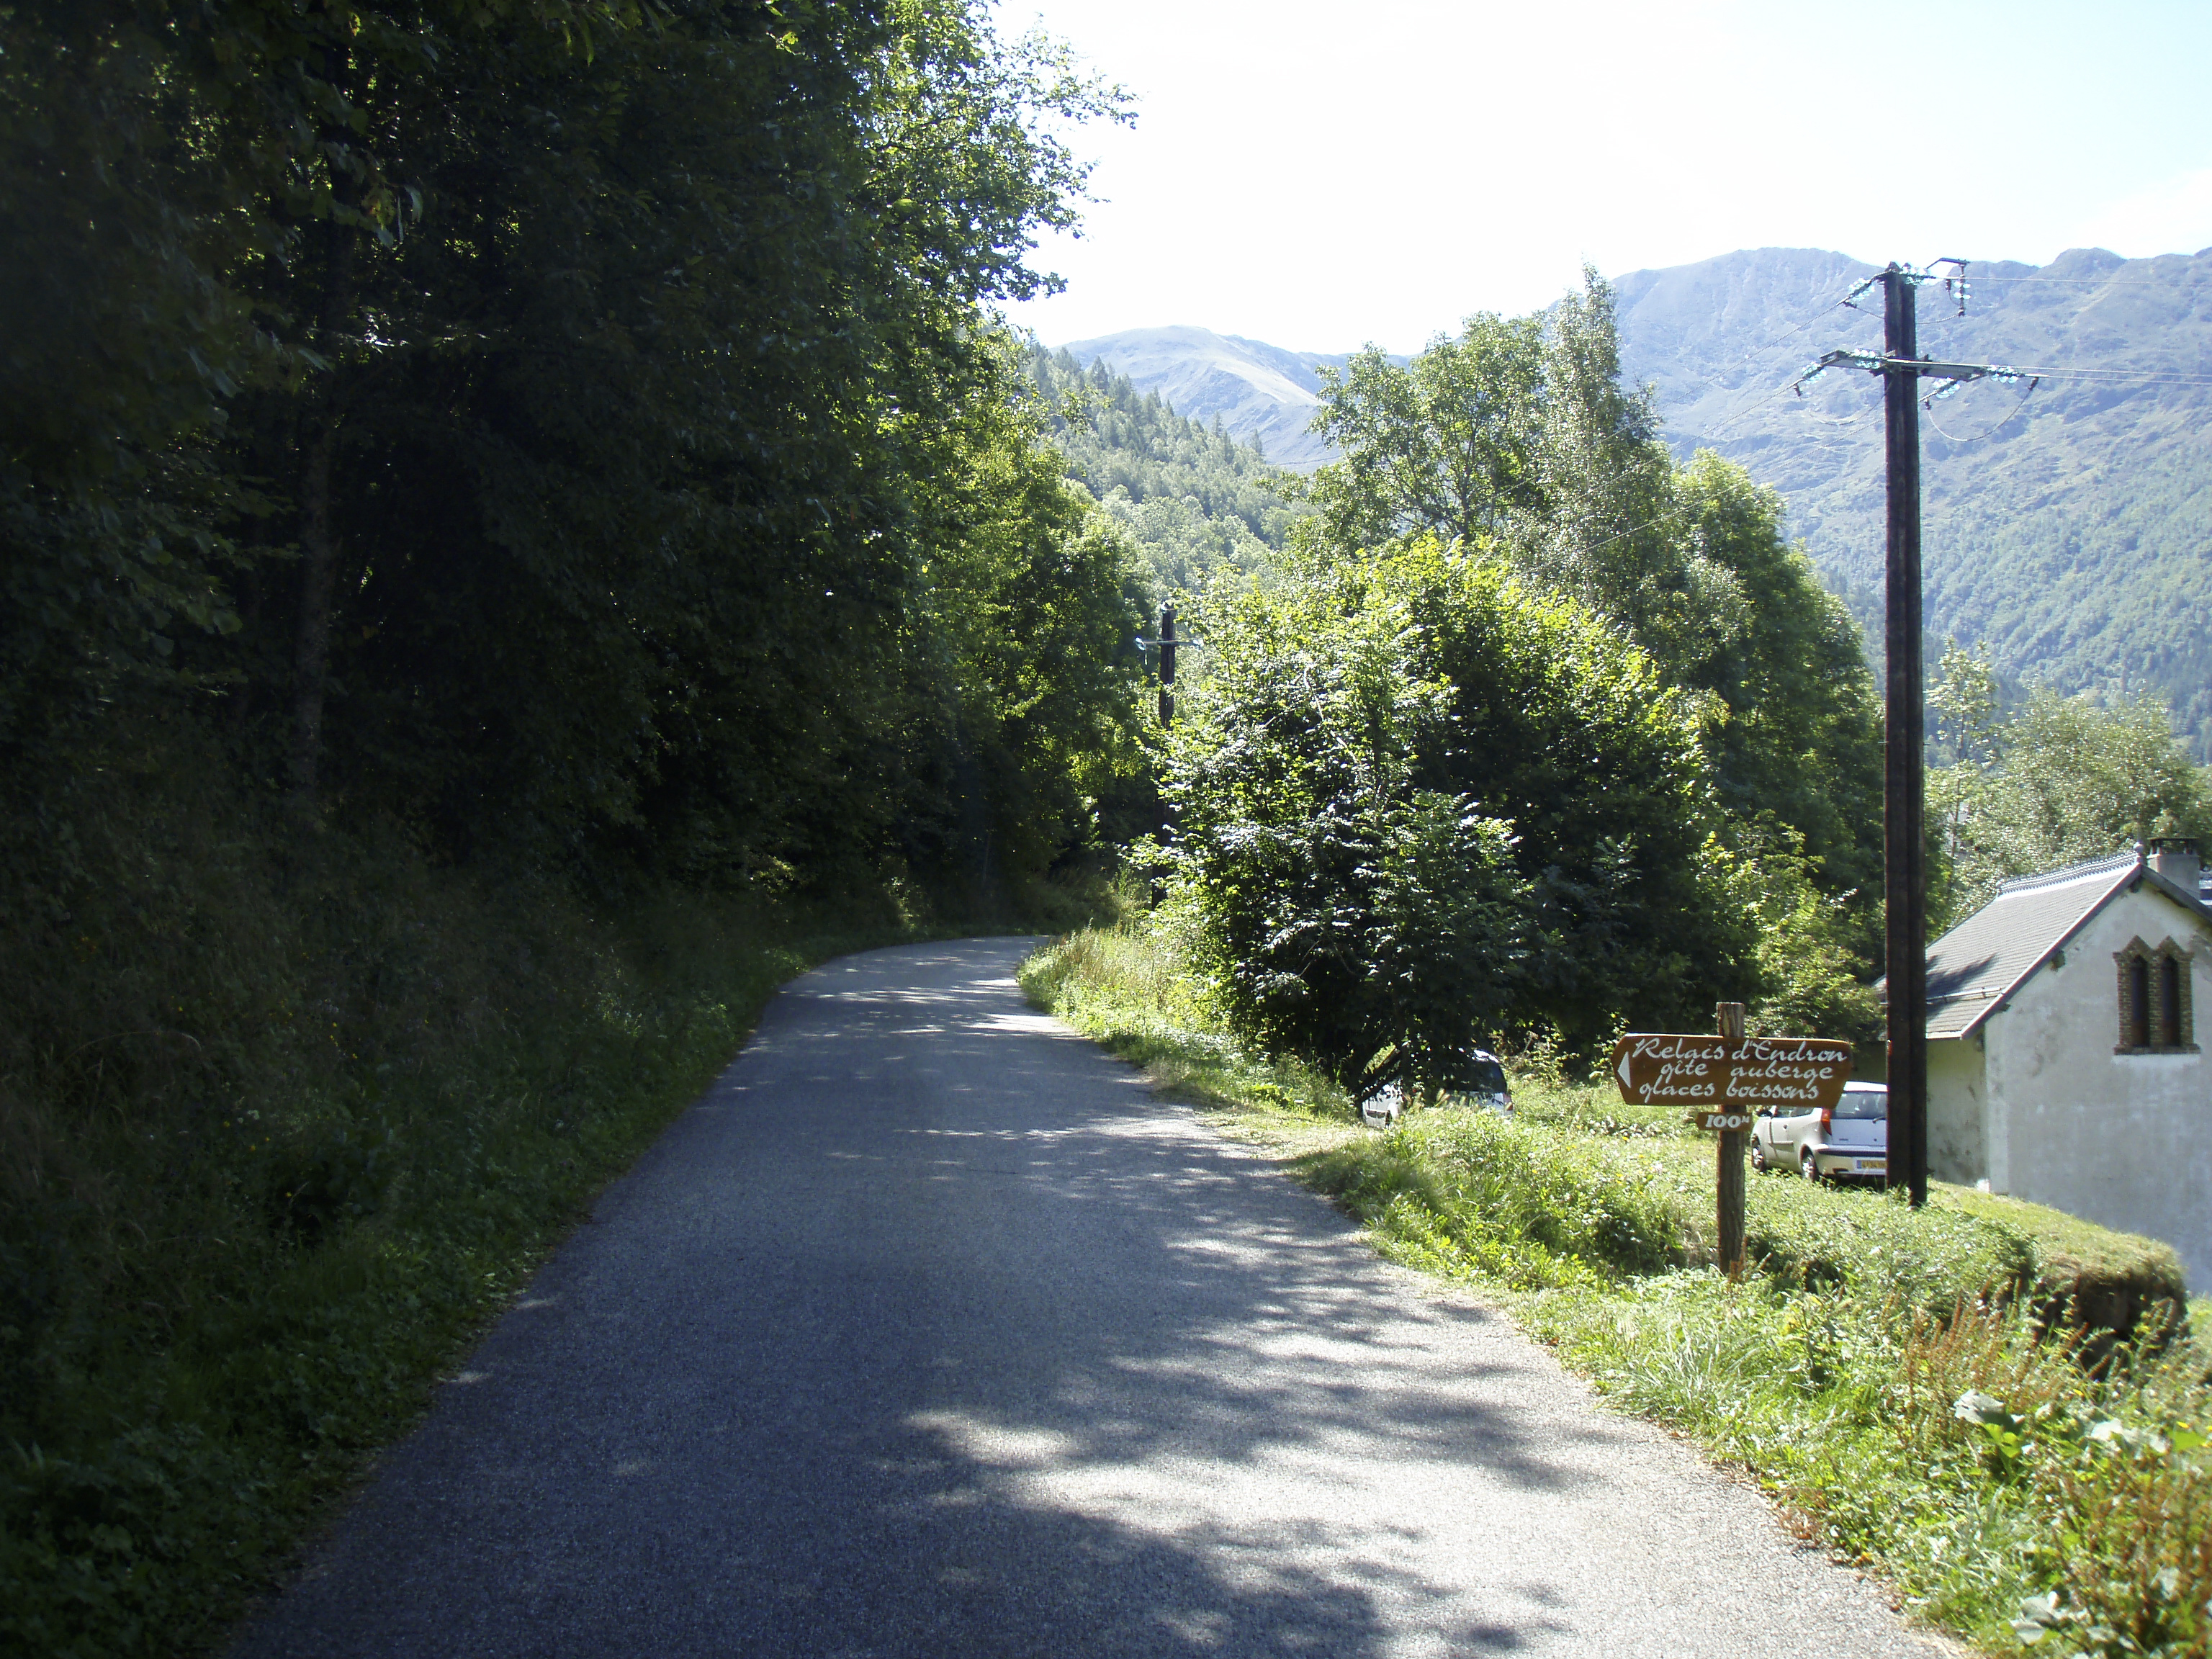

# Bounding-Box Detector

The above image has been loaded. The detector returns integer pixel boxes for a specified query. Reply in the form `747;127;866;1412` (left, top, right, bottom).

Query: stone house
1910;840;2212;1284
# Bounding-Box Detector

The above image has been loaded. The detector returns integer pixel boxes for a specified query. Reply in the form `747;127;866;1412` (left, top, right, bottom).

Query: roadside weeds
1021;922;2212;1659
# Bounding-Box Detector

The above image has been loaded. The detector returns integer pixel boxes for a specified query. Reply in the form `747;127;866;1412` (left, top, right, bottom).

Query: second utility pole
1807;258;2022;1205
1158;604;1179;728
1881;266;1930;1209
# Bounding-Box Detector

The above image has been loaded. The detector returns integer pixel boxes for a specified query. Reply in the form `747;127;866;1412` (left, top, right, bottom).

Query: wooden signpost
1609;1005;1853;1277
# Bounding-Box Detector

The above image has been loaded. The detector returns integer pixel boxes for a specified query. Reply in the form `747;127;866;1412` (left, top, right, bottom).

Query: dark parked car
1359;1051;1512;1129
1750;1081;1887;1182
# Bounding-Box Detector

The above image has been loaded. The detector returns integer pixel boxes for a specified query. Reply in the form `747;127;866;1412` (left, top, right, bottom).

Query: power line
1633;270;1885;423
1663;310;1879;439
1697;289;1857;383
1947;272;2208;286
2003;364;2212;387
1923;374;2041;444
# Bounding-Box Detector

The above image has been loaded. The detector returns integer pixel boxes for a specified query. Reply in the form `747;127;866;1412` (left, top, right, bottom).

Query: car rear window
1462;1060;1507;1094
1834;1092;1887;1119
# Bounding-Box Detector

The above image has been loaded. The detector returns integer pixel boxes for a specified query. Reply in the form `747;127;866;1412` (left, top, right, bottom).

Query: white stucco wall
1926;1037;1986;1184
1978;884;2212;1286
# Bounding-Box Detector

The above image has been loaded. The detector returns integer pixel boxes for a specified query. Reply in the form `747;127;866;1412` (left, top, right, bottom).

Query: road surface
232;939;1943;1658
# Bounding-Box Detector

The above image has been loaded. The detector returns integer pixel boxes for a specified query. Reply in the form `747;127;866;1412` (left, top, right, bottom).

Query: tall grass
1020;921;1350;1120
1025;920;2212;1656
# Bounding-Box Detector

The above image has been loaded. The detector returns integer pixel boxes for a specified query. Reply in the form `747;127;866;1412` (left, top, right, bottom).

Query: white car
1750;1081;1888;1182
1359;1051;1513;1128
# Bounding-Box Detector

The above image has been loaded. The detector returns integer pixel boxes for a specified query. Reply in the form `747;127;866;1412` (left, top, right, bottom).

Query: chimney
2148;836;2201;896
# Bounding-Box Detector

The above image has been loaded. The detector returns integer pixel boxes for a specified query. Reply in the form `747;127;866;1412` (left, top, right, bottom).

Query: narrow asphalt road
232;939;1943;1658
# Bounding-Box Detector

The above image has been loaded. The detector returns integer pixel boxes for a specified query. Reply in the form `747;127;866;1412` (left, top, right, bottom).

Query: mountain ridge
1051;245;2212;754
1054;326;1388;467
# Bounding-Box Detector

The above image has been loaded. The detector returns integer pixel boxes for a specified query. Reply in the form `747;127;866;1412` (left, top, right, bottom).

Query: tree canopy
1292;273;1884;904
1;0;1144;905
1168;538;1758;1091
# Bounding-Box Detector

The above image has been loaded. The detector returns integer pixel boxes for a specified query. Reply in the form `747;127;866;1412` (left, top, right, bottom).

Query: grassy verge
1;746;1104;1658
1022;922;2211;1657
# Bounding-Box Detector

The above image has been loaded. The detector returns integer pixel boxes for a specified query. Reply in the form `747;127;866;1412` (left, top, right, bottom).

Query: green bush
1745;1179;2039;1317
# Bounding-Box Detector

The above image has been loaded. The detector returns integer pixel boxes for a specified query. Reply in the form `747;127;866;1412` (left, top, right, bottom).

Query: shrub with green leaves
1168;538;1756;1087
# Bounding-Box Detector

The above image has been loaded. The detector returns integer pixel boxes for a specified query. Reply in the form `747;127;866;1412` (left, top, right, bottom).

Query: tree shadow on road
230;942;1629;1658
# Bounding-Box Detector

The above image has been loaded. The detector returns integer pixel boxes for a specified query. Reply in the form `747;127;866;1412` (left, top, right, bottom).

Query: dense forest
2;0;1148;896
1024;343;1301;603
1;3;1144;1650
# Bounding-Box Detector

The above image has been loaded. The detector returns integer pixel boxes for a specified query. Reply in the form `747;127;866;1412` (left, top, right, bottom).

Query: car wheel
1749;1136;1768;1173
1799;1147;1821;1183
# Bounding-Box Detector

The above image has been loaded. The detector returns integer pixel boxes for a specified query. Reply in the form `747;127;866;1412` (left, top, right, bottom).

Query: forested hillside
1025;344;1301;602
1;5;1140;1650
1066;249;2212;757
1051;326;1371;467
1611;245;2212;756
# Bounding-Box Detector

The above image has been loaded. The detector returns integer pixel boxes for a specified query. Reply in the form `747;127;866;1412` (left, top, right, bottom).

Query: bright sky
992;0;2212;354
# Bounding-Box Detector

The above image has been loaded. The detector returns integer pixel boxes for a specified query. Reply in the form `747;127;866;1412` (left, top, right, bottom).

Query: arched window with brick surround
2116;937;2196;1053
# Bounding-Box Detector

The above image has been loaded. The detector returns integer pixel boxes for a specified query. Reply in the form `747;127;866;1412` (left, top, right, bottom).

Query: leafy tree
1297;313;1543;550
1165;560;1529;1099
1718;832;1885;1043
1507;271;1679;639
1291;272;1883;907
1930;671;2212;925
1931;637;2004;768
1665;453;1884;898
1171;538;1755;1082
884;349;1149;892
1395;544;1759;1040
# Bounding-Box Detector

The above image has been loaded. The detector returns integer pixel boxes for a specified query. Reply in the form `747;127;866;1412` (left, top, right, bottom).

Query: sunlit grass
1024;920;2211;1656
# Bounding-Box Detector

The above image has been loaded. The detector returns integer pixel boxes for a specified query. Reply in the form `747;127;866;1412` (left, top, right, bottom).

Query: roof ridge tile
1993;848;2139;896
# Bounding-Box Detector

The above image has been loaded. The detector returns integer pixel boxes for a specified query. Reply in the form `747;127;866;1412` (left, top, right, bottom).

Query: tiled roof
1879;849;2209;1039
1918;852;2137;1037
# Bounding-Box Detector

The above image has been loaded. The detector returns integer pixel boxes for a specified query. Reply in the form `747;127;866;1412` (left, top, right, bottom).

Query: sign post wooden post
1715;1002;1747;1280
1607;1017;1852;1284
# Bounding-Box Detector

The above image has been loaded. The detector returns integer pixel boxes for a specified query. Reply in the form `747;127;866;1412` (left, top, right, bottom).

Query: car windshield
1835;1092;1887;1120
1462;1060;1507;1094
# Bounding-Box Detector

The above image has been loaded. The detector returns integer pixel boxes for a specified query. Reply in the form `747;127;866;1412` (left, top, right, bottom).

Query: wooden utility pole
1715;1002;1748;1277
1804;262;2028;1207
1158;604;1178;728
1880;265;1932;1210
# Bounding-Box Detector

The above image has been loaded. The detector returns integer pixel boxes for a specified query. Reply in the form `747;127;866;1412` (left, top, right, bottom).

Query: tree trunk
287;122;358;816
289;418;340;809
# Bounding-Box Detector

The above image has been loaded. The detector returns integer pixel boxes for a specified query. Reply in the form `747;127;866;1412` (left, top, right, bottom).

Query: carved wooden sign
1609;1033;1854;1116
